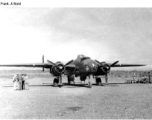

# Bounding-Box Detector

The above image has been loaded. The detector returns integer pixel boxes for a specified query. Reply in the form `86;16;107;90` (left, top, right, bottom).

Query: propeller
102;64;110;73
47;59;74;87
47;59;74;73
95;60;119;84
42;55;44;72
110;60;119;67
64;60;74;67
95;60;101;64
47;60;56;66
95;60;119;67
104;60;119;73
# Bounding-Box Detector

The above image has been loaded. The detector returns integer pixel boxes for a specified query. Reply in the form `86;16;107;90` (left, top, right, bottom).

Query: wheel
96;77;102;86
70;81;75;84
53;78;59;87
88;81;92;88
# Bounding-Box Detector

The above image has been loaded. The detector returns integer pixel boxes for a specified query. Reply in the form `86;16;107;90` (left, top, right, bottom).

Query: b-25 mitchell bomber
0;54;146;88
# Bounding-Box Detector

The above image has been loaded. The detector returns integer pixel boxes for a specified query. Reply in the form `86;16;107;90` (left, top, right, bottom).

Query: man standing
13;74;19;90
23;74;29;90
22;74;25;90
148;72;151;83
18;74;23;90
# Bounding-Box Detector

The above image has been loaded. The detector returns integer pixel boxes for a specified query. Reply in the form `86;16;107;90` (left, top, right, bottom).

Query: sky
0;6;152;70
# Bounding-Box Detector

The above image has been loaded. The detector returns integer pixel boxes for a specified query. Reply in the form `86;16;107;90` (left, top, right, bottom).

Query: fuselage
64;55;101;77
73;56;98;76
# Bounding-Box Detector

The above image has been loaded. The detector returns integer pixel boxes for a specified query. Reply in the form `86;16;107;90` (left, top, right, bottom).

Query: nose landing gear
87;76;92;88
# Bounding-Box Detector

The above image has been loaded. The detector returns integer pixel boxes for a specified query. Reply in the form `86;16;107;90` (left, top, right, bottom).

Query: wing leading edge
109;63;146;67
0;63;52;68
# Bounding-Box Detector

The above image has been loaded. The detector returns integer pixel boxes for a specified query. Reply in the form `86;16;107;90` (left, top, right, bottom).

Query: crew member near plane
18;74;23;90
22;74;25;89
23;74;29;90
148;72;151;83
13;74;19;90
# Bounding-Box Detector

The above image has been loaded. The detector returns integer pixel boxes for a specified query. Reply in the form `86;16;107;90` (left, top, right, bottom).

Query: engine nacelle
50;63;64;76
95;62;111;75
100;63;110;74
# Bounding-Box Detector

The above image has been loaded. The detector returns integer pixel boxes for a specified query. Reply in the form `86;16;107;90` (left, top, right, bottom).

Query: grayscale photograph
0;2;152;119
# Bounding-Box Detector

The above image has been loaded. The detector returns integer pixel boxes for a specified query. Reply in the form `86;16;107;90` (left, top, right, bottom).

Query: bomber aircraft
0;54;146;88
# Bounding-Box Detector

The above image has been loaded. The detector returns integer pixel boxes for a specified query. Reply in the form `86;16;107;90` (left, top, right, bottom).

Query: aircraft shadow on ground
33;83;120;88
2;82;141;88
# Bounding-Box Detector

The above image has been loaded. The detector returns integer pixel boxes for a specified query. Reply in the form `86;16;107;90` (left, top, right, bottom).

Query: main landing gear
53;78;59;87
95;77;102;86
53;75;62;87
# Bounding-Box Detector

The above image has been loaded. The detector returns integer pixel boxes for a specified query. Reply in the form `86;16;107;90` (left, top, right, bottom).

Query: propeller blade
47;60;56;66
64;60;73;67
110;61;119;67
95;60;101;65
42;55;44;72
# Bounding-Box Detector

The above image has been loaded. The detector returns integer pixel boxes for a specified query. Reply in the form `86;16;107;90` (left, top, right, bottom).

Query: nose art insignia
92;63;95;67
86;66;89;71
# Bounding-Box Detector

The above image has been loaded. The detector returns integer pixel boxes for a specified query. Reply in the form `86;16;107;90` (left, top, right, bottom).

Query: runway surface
0;76;152;119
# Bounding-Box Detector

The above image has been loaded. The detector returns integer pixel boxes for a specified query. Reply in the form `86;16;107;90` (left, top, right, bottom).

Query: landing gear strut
88;80;92;88
88;76;92;88
80;76;92;88
105;74;108;84
53;78;59;87
53;75;62;87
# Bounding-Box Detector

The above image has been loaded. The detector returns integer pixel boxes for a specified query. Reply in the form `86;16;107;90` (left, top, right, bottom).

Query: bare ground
0;74;152;119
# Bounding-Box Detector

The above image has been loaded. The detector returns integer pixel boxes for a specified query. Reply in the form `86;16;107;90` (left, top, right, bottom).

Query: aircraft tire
96;77;102;86
53;78;59;87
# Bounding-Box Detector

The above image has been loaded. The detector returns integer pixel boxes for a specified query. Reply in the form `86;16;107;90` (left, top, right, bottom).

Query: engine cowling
100;63;110;74
95;62;111;75
50;63;64;76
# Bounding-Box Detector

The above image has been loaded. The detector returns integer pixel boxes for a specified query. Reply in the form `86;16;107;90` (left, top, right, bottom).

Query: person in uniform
21;74;25;90
148;72;151;83
13;74;19;90
18;74;23;90
23;74;29;90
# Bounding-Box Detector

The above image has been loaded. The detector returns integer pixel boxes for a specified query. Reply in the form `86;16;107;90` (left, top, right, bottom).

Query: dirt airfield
0;70;152;119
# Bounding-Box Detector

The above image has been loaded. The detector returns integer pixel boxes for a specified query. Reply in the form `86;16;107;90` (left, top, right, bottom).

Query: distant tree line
109;70;152;78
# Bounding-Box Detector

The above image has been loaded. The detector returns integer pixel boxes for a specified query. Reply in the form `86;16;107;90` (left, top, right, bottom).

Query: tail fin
42;55;44;72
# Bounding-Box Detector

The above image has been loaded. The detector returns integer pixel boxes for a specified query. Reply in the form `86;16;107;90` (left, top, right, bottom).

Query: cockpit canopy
77;54;90;61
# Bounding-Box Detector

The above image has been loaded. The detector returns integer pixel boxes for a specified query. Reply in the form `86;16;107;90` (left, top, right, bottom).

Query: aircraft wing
109;63;146;67
64;64;75;75
65;64;75;70
0;63;52;68
95;60;146;67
